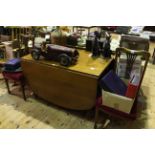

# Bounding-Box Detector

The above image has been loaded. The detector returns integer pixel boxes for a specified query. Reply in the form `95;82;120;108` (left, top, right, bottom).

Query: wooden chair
94;47;150;129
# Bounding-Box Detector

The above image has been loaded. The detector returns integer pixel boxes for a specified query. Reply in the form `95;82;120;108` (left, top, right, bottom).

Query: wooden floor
0;79;95;129
0;33;155;129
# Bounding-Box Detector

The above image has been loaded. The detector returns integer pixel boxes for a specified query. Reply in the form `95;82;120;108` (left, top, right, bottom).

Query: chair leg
102;119;111;129
94;107;99;129
20;80;26;101
4;78;11;94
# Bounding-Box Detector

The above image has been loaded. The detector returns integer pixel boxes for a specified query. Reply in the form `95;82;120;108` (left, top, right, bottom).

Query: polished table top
22;50;113;77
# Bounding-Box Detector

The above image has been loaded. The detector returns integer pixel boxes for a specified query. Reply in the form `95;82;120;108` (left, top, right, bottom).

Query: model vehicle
31;42;79;66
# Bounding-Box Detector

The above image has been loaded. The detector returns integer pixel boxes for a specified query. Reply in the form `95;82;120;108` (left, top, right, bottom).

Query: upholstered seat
2;71;26;100
2;71;23;81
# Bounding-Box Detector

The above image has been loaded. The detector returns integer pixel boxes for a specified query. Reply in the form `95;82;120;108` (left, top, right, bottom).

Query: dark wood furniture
21;50;113;110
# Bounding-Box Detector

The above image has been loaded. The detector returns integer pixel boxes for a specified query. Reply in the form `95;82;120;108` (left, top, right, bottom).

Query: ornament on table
102;32;112;58
92;31;101;57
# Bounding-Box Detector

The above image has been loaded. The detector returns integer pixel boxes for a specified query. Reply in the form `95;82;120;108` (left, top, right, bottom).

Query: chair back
120;35;149;51
115;47;150;98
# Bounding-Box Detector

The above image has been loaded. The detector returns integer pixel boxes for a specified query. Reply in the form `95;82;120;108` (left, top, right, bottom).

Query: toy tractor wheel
31;49;41;60
59;54;71;66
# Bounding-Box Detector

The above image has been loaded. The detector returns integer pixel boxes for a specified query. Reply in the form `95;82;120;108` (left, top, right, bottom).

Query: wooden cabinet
21;50;113;110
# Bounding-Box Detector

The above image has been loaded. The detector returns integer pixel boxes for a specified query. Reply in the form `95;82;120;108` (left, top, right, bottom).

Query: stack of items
100;70;140;113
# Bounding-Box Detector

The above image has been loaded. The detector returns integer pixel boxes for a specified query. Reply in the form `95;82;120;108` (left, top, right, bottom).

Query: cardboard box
102;90;134;114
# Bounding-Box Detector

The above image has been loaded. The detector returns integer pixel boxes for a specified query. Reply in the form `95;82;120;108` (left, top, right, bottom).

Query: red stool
2;71;26;100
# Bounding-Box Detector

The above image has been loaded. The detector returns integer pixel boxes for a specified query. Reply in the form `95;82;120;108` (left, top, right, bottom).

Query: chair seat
2;71;24;81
